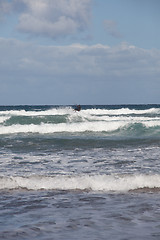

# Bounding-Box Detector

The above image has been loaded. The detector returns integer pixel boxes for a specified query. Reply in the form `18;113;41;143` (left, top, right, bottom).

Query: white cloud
2;0;92;39
0;38;160;104
0;38;160;81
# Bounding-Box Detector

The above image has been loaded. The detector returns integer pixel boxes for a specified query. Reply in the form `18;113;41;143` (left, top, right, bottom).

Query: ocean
0;104;160;240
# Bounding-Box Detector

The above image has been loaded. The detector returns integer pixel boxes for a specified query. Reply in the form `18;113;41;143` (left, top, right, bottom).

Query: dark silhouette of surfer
74;105;81;111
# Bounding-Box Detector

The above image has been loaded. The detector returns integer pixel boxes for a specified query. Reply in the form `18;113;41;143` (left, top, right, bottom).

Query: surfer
74;105;81;111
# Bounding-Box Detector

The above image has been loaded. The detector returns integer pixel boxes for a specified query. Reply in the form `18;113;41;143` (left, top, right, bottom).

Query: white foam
0;121;125;134
0;107;159;118
0;107;160;135
0;107;73;117
69;113;160;123
144;120;160;128
0;174;160;192
0;116;10;123
1;118;160;135
84;108;160;116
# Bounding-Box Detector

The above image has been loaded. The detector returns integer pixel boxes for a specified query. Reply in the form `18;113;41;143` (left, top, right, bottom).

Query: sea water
0;105;160;239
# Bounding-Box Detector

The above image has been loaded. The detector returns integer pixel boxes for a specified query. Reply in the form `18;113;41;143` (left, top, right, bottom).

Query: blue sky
0;0;160;105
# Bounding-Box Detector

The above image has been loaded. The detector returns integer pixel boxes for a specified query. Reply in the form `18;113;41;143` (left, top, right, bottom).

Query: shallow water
0;190;160;240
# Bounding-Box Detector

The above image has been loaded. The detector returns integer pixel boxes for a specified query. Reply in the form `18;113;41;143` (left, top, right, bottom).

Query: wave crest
1;174;160;192
0;106;160;138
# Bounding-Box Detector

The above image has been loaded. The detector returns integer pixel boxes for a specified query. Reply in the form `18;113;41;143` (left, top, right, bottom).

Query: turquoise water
0;105;160;239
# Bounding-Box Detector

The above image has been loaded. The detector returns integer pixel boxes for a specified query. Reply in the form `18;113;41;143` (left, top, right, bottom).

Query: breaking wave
0;105;160;138
1;174;160;192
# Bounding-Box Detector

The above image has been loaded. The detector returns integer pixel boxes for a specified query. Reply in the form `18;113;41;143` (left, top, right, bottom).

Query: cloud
103;20;122;38
0;38;160;79
0;0;11;13
0;0;12;21
1;0;92;39
0;38;160;104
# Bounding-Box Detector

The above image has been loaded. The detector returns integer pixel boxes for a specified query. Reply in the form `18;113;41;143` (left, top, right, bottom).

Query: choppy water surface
0;105;160;239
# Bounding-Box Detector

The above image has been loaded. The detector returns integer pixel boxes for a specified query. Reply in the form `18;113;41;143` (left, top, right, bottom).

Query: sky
0;0;160;105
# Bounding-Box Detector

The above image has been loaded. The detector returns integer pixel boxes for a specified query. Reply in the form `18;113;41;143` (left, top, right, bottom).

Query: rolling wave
0;107;160;117
1;174;160;192
0;121;160;136
0;107;73;117
0;106;160;138
83;107;160;116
